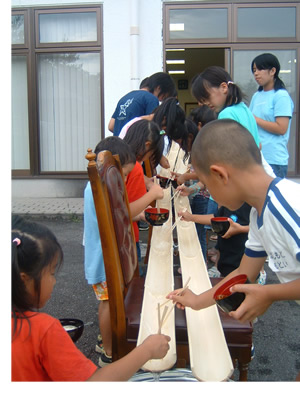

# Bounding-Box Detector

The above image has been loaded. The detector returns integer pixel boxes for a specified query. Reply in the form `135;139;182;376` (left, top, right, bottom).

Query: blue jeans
136;242;145;277
269;164;288;178
205;198;218;229
190;195;209;262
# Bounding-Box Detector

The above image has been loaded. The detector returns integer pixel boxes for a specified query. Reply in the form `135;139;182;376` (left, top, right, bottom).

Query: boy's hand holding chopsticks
166;277;199;311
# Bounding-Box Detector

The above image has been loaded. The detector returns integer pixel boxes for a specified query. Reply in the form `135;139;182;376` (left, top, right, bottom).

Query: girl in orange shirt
11;216;170;381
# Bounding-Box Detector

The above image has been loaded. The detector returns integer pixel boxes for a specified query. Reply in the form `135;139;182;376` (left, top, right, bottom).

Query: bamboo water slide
137;142;233;381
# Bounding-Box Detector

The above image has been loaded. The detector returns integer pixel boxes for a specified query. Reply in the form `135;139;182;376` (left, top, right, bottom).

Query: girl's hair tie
160;130;166;136
13;238;21;246
227;81;235;85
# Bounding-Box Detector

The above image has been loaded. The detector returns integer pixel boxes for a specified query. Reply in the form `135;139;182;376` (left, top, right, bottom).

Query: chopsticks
169;207;187;232
158;277;191;330
165;148;181;187
154;176;161;213
159;276;191;308
157;303;168;334
170;189;180;202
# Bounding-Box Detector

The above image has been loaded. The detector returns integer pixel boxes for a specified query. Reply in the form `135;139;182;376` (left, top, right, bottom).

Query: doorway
165;47;225;115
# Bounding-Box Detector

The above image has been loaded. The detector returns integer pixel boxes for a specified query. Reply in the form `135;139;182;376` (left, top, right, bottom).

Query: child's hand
134;211;145;222
172;172;186;185
176;184;191;197
149;183;164;200
178;209;193;222
170;171;180;180
142;334;171;359
229;284;272;322
144;175;154;190
222;219;248;239
166;288;198;310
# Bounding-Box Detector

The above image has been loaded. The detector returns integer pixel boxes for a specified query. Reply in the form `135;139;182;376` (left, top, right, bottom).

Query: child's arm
176;182;205;197
129;184;163;218
253;115;290;136
167;254;265;312
178;209;213;226
108;118;115;133
87;334;171;381
171;171;198;185
159;155;170;169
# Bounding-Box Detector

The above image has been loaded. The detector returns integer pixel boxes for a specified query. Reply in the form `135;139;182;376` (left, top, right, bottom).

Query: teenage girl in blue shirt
250;53;294;178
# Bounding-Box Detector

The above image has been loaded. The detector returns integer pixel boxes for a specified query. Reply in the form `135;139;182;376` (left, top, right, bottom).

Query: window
11;6;103;177
12;10;28;48
11;55;30;170
165;4;231;43
12;14;25;44
38;53;101;172
236;5;297;41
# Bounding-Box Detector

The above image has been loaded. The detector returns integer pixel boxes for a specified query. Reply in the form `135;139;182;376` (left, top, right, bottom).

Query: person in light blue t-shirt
250;53;294;178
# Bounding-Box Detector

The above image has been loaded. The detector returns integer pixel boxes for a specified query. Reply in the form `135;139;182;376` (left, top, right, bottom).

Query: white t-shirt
245;178;300;303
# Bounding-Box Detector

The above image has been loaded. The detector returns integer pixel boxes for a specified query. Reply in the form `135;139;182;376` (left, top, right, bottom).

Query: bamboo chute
137;142;233;380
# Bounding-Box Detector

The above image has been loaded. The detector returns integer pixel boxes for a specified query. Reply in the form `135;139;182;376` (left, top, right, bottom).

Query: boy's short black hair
94;136;136;167
191;119;262;175
189;105;217;127
148;72;176;98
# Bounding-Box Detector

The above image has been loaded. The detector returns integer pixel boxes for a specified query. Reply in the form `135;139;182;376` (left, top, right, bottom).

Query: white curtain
11;55;30;170
38;53;101;172
39;12;97;43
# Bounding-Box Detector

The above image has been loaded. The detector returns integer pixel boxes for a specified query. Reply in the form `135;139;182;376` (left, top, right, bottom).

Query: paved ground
15;213;300;383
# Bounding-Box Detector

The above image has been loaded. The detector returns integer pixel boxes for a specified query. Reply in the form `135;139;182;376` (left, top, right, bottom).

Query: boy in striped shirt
168;119;300;323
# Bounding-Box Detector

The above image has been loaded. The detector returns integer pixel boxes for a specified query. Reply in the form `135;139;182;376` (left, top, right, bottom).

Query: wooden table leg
238;360;250;381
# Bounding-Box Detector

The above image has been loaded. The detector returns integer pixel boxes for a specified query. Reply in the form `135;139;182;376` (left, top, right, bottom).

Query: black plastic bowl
59;318;84;343
156;175;178;190
211;217;230;236
171;178;178;189
156;175;170;189
145;208;170;226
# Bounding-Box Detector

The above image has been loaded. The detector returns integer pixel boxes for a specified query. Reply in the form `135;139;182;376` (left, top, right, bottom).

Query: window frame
12;9;29;49
11;5;104;179
34;7;102;49
163;2;300;177
232;3;300;43
164;3;232;44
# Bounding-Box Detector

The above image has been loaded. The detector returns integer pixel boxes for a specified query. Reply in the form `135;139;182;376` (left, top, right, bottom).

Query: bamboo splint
173;190;234;381
136;186;177;372
136;142;189;373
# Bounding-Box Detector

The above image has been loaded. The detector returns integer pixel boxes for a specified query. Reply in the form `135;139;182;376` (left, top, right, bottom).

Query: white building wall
11;0;165;197
12;0;299;197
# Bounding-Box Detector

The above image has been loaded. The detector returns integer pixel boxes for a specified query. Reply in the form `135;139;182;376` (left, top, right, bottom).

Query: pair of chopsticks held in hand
157;277;191;334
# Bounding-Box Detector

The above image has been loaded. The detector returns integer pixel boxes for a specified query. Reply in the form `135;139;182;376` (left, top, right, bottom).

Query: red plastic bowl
213;274;249;313
214;274;248;300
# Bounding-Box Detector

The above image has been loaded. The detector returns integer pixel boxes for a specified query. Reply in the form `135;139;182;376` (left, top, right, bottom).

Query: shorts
92;282;108;301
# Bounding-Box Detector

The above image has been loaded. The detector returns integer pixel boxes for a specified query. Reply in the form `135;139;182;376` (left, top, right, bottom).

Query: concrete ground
11;206;300;383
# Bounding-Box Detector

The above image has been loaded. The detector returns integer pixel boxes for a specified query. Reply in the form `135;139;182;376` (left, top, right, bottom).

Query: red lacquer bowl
145;208;170;226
